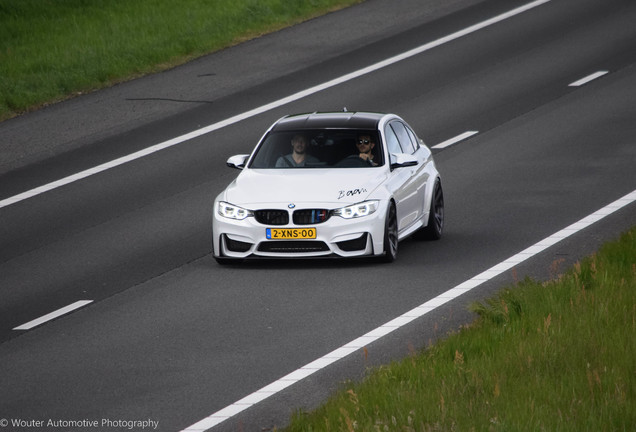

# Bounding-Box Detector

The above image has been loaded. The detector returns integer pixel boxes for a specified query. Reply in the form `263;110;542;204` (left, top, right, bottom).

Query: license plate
266;227;317;240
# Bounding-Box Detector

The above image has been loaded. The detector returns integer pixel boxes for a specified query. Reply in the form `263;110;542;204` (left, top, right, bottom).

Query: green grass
286;227;636;431
0;0;361;120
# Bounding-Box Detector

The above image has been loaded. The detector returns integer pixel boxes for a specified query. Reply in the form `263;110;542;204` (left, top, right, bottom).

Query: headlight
332;200;379;219
217;201;252;220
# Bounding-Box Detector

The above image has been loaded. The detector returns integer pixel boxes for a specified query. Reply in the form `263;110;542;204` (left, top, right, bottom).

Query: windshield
249;129;384;168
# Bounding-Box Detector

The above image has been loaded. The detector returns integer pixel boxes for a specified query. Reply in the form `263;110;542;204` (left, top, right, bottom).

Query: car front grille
257;241;330;253
253;209;331;225
292;209;331;225
254;209;289;225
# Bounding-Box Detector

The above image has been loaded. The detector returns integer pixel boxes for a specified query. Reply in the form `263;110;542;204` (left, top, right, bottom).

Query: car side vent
336;234;368;252
223;235;252;253
254;209;289;225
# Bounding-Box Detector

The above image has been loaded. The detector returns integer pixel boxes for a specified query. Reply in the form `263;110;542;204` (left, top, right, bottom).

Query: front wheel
380;202;398;263
417;179;444;240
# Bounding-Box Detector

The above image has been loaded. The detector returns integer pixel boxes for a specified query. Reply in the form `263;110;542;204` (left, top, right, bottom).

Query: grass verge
0;0;361;121
285;227;636;431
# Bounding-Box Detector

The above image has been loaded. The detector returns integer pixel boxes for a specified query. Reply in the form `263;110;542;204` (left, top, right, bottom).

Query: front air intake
258;241;329;253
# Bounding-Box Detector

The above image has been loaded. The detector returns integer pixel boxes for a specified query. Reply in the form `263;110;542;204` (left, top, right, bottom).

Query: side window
384;124;403;155
405;125;421;151
391;121;416;154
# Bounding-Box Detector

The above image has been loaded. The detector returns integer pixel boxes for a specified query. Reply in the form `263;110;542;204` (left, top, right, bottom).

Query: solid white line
13;300;93;331
432;131;479;149
0;0;553;211
180;194;636;431
568;70;609;87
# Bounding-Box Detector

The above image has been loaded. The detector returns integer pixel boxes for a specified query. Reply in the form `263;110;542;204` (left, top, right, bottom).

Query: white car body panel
223;169;388;206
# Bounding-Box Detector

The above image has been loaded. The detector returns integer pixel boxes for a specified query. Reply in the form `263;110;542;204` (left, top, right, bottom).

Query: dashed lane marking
13;300;93;331
569;70;609;87
432;131;479;149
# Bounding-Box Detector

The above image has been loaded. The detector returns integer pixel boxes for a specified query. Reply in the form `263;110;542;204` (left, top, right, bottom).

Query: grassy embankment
0;0;360;121
286;228;636;431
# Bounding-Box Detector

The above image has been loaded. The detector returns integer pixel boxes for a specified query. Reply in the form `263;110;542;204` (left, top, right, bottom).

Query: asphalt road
1;0;635;431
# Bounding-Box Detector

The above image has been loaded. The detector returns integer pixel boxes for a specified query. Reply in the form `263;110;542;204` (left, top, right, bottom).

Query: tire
418;179;444;240
380;202;398;262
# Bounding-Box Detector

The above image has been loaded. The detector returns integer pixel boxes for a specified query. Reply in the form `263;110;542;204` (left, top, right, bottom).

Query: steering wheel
334;154;372;168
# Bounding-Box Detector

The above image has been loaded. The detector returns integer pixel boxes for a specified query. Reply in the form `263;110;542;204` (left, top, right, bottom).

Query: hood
223;168;387;206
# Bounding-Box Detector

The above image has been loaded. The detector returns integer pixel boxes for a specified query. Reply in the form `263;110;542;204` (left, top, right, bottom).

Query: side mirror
226;154;249;170
390;153;418;170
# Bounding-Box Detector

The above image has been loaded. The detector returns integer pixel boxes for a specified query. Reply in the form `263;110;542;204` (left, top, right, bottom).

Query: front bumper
212;202;388;259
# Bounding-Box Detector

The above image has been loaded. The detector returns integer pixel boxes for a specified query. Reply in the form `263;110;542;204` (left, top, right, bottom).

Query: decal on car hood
224;169;386;205
338;187;367;200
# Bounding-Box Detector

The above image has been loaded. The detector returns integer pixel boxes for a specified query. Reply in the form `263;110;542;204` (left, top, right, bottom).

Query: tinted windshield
249;129;384;168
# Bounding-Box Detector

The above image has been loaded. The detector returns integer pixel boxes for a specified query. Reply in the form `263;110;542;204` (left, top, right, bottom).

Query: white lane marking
432;131;479;149
182;188;636;431
0;0;553;210
568;70;609;87
13;300;93;331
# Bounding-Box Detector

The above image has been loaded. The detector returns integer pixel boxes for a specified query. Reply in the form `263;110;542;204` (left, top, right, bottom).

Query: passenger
275;134;319;167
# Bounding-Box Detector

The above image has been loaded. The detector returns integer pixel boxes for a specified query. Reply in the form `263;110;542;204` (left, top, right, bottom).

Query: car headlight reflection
218;201;252;220
332;200;379;219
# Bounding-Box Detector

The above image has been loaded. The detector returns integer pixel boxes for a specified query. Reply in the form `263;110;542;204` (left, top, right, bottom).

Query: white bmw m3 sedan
212;111;443;263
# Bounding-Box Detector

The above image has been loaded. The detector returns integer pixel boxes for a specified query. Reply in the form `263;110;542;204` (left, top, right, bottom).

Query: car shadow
213;255;383;270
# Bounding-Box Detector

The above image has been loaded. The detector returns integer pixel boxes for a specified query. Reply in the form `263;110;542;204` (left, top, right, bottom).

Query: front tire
380;202;398;263
418;179;444;240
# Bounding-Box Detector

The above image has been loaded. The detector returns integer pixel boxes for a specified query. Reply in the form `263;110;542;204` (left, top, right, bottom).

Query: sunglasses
358;139;373;145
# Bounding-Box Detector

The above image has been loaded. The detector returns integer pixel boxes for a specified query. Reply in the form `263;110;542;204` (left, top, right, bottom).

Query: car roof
270;111;389;132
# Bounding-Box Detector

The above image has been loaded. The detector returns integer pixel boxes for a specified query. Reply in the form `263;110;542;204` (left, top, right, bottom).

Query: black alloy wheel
418;179;444;240
381;202;398;262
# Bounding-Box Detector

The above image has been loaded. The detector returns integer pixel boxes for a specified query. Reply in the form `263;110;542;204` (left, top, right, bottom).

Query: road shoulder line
0;0;552;210
181;189;634;430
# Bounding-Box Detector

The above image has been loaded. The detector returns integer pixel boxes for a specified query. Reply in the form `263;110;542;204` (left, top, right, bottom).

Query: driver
356;134;377;166
275;134;319;167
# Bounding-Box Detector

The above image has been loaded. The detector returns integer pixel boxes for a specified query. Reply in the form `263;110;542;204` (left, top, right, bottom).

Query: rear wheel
418;179;444;240
381;202;398;262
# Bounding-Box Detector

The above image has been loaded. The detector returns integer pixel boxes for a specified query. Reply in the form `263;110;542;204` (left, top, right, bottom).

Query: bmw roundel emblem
288;203;296;209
